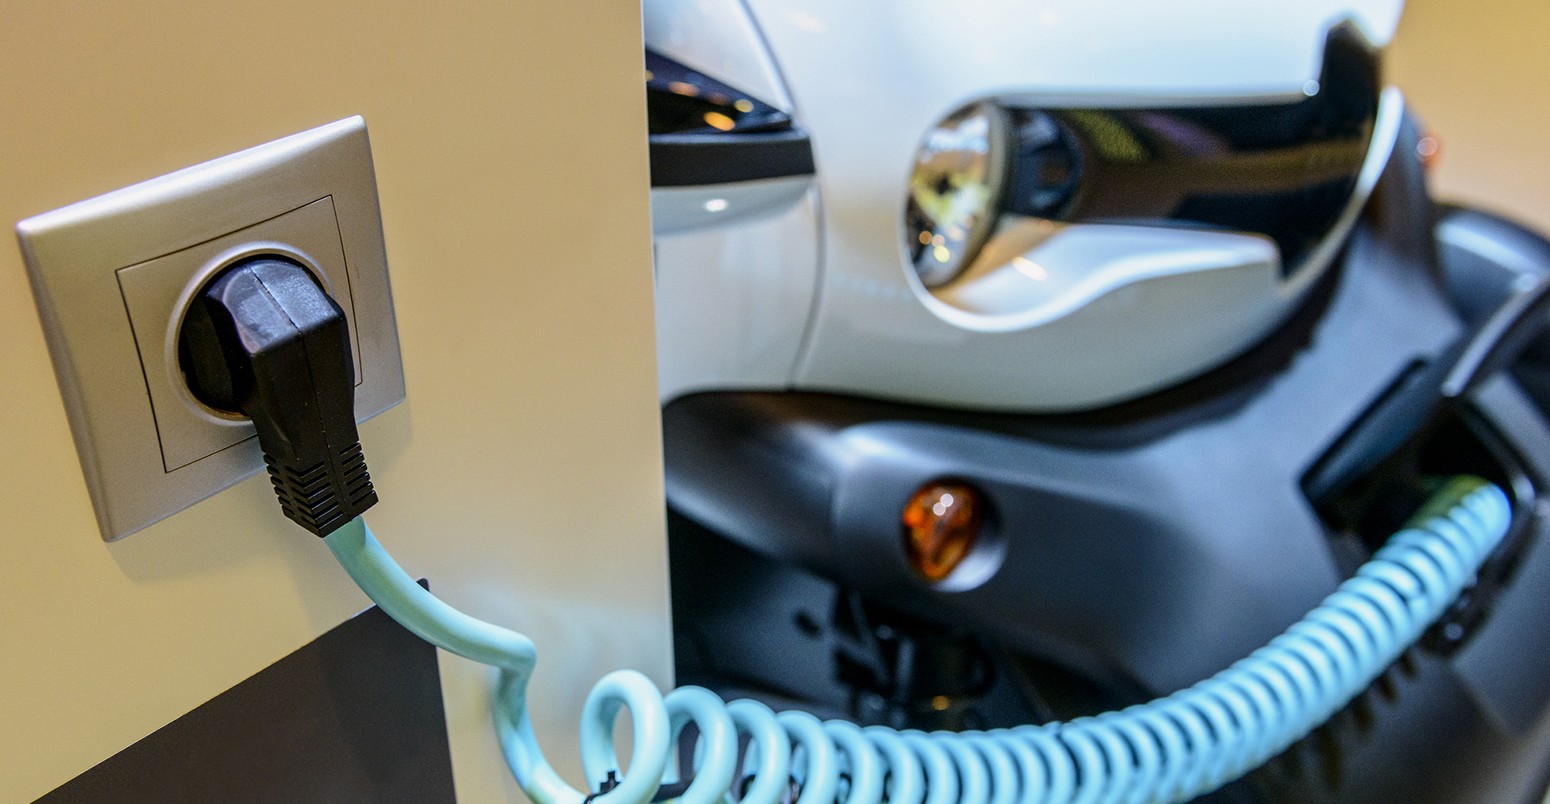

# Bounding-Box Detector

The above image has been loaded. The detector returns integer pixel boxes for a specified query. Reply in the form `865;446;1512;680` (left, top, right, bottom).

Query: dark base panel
36;582;456;804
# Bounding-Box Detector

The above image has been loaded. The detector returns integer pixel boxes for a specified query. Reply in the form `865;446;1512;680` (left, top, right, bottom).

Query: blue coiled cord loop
323;477;1512;804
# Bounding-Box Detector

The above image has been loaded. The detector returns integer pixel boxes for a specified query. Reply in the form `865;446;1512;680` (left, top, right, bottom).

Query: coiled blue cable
323;477;1511;804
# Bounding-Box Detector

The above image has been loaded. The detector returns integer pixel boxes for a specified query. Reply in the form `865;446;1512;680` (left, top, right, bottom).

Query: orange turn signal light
902;481;984;582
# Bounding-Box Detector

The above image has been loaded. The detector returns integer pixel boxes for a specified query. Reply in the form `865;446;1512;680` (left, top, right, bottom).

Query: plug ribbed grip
266;442;378;537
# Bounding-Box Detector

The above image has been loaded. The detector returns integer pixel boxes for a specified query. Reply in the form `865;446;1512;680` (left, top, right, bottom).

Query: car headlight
906;101;1011;287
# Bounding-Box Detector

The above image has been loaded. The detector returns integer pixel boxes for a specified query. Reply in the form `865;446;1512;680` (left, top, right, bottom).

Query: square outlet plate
17;116;406;540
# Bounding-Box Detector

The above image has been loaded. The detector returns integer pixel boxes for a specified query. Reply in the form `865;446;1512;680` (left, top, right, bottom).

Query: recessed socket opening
116;199;362;471
1314;409;1533;561
1310;404;1538;654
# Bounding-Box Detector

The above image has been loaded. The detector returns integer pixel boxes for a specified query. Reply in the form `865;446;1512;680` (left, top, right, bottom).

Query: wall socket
17;116;406;541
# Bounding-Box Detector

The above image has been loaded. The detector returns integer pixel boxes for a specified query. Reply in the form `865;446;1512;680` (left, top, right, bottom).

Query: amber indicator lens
902;481;984;582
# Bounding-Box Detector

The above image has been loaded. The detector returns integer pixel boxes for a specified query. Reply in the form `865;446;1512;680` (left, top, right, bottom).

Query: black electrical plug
179;256;377;536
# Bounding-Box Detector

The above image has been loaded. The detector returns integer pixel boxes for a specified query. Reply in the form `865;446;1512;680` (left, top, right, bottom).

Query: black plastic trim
998;22;1380;274
649;129;815;187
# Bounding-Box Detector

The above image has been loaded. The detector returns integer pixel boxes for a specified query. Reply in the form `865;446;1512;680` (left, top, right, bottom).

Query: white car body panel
650;0;1406;409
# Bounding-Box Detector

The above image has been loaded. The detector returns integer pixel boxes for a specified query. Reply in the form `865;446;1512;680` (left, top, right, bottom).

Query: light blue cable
323;477;1512;804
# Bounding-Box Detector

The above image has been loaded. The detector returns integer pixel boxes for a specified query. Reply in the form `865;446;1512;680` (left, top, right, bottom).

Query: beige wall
1390;0;1550;232
0;3;669;801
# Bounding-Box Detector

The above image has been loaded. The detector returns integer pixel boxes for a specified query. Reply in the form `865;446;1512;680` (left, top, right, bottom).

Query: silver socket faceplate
17;116;406;540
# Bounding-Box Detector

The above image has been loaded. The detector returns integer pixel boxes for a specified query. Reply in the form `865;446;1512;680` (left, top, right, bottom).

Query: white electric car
646;3;1550;802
